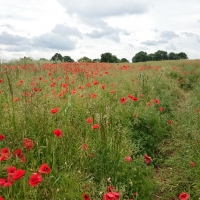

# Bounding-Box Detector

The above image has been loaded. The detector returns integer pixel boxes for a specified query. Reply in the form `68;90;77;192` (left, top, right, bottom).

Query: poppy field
0;59;200;199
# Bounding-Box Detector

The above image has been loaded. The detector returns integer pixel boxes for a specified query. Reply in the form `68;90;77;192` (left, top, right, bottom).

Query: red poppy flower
38;163;51;174
101;84;106;89
120;97;126;104
93;80;98;85
82;143;88;151
0;134;5;141
86;118;93;124
53;129;62;138
154;99;160;104
159;107;163;112
0;148;10;161
29;172;43;186
179;192;190;200
23;138;34;150
0;178;6;187
51;108;59;114
144;155;152;164
125;156;132;162
190;162;196;167
12;169;25;181
83;193;90;200
0;196;4;200
92;124;99;129
103;186;120;200
13;97;19;102
13;148;27;162
168;120;173;125
7;166;17;174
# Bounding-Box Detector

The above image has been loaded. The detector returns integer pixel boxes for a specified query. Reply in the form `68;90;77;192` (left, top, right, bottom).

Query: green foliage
50;53;74;62
132;51;188;63
50;53;63;62
120;58;129;63
63;55;74;62
78;56;92;62
132;51;148;62
0;60;200;199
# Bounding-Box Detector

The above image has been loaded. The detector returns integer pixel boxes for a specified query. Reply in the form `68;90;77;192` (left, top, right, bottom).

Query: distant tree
147;53;155;61
168;52;179;60
63;56;74;62
92;58;100;63
132;51;148;63
100;52;113;63
51;53;63;62
78;56;92;62
178;52;188;59
20;56;33;61
154;50;168;61
111;55;120;63
39;58;48;61
120;58;129;63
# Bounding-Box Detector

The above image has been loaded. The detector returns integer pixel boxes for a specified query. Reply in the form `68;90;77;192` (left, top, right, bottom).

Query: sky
0;0;200;62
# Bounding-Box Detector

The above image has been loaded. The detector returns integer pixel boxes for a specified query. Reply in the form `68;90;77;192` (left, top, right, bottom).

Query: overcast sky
0;0;200;62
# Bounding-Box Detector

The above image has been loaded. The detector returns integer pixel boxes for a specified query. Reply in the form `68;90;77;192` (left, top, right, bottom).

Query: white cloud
0;0;200;61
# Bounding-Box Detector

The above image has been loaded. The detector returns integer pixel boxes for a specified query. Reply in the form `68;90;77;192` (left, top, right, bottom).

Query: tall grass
0;60;200;199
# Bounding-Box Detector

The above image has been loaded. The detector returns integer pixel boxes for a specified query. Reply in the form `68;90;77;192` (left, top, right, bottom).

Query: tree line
48;50;188;63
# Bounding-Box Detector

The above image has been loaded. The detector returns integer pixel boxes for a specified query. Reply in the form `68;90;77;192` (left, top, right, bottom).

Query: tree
39;58;48;61
154;50;168;61
63;56;74;62
92;58;100;63
178;52;188;59
132;51;148;63
78;56;92;62
168;52;179;60
51;53;63;62
100;52;113;63
111;55;120;63
120;58;129;63
147;53;155;61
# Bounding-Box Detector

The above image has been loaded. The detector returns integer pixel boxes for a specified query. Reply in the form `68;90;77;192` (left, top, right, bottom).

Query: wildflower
38;163;51;174
0;148;10;161
144;155;152;164
53;129;62;138
159;107;163;112
92;124;99;129
154;99;160;104
107;177;111;183
125;156;132;162
83;194;90;200
51;108;59;114
7;166;17;175
120;97;126;104
179;192;190;200
91;93;97;98
168;120;173;125
0;196;4;200
12;169;25;181
29;173;43;187
190;162;196;167
23;138;34;150
101;84;106;89
0;134;5;141
103;186;120;200
13;97;19;102
93;80;98;85
86;118;93;124
13;148;26;162
82;143;88;151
